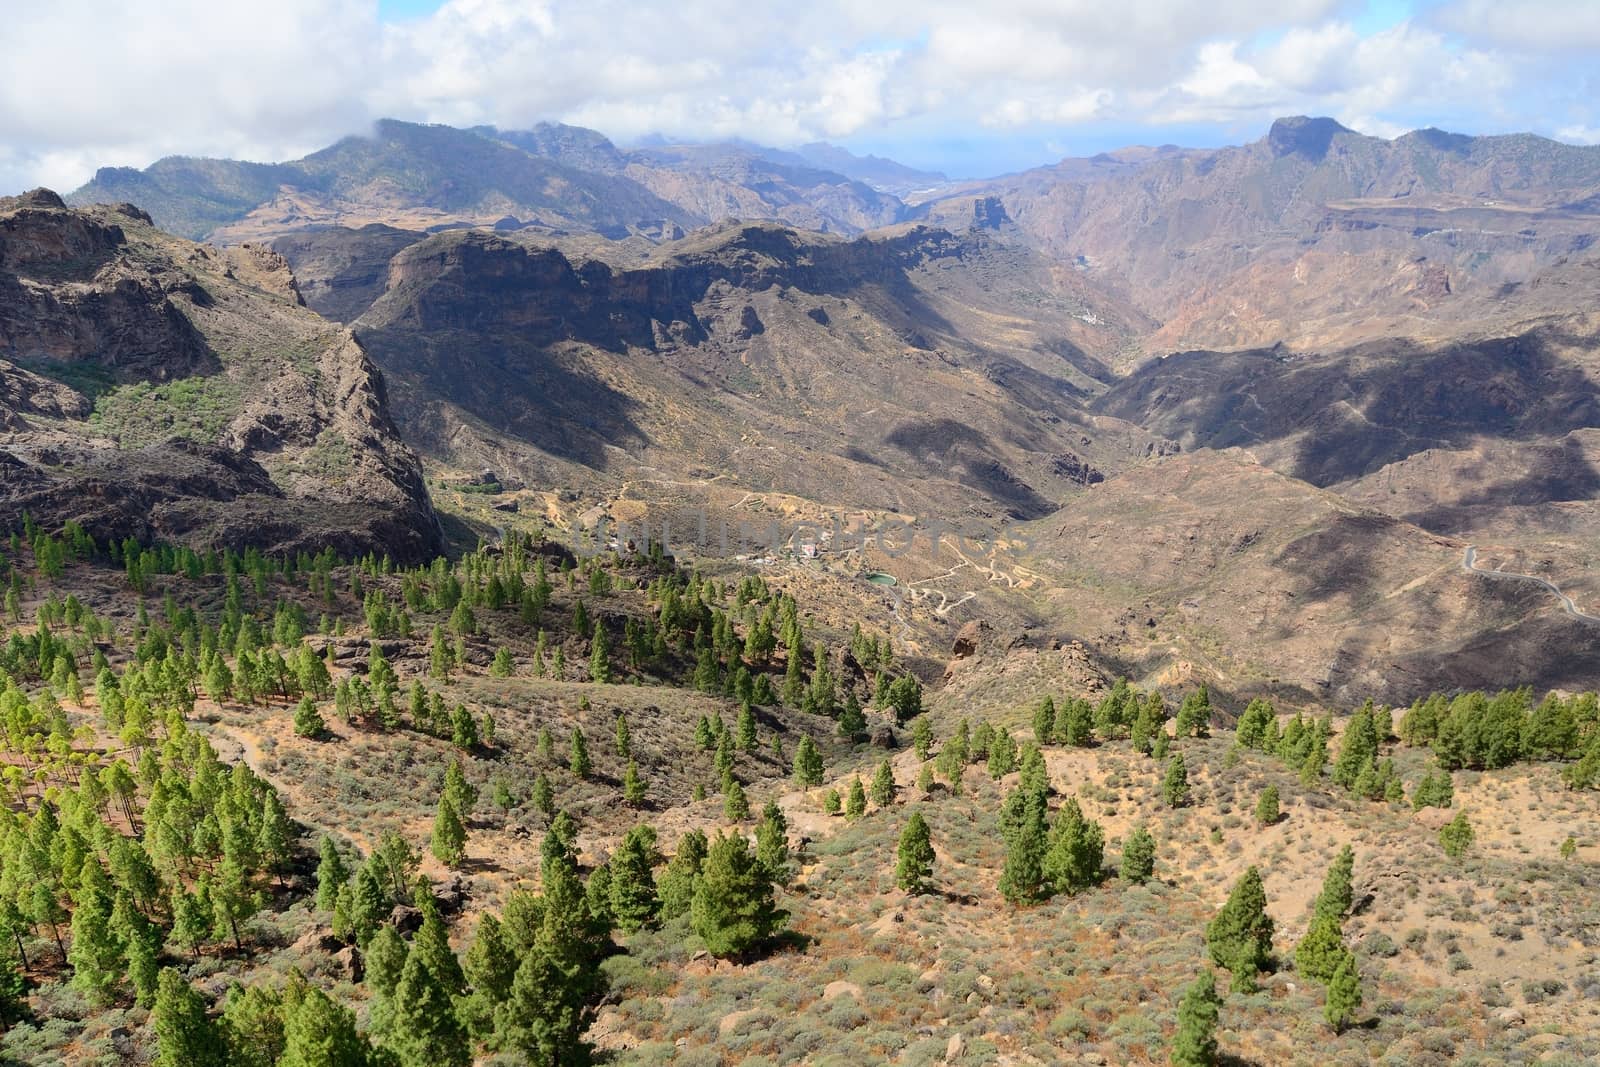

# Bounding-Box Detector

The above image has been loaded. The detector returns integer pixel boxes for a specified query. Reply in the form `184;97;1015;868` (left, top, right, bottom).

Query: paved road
1462;545;1600;626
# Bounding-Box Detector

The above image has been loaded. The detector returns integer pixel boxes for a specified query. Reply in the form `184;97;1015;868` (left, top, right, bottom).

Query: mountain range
7;99;1600;1067
7;114;1597;704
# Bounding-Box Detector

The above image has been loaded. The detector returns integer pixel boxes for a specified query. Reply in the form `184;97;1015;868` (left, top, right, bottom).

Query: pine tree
622;760;648;808
782;636;805;704
1175;687;1212;738
885;674;922;724
1152;728;1171;759
1061;698;1095;747
589;625;612;683
458;914;516;1040
1163;753;1191;808
608;824;660;934
413;899;466;996
280;984;371;1067
1312;845;1354;921
68;876;123;1004
755;802;790;881
257;790;292;884
1235;697;1276;750
987;728;1018;778
1563;734;1600;790
1206;866;1274;992
1254;784;1280;826
532;773;556;818
1130;700;1157;755
569;726;592;779
112;891;160;1005
792;735;824;786
614;710;631;757
495;945;594;1066
216;982;281;1067
912;717;934;761
999;806;1048;905
1295;911;1348;983
293;695;325;738
1033;697;1057;745
1169;970;1221;1067
1324;952;1362;1033
1412;767;1455;809
1439;810;1475;858
586;866;616;941
658;830;708;921
691;832;786;957
870;758;896;806
1299;730;1328;786
1333;702;1381;790
349;861;390;948
365;925;409;1031
1121;824;1157;884
152;968;229;1067
1042;797;1105;896
431;795;468;867
211;854;259;952
837;691;866;740
723;779;750;822
489;647;515;677
541;811;579;876
896;811;935;894
845;777;867;819
387;949;471;1067
1018;743;1049;796
443;758;478;816
171;885;211;957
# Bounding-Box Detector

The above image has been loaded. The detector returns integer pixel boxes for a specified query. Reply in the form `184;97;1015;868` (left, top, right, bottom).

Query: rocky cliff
0;189;442;560
349;219;1153;524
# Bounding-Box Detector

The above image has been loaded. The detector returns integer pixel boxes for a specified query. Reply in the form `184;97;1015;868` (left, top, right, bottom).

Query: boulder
333;944;363;982
389;905;423;934
950;620;992;659
1493;1007;1526;1027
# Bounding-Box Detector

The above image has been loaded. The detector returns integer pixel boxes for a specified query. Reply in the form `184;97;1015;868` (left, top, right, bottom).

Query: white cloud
1435;0;1600;52
0;0;1592;192
1151;20;1513;132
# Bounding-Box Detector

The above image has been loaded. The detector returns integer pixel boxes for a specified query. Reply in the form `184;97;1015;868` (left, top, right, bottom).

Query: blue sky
3;0;1598;191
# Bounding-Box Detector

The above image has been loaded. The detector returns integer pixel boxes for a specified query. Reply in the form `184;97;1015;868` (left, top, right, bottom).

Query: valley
2;107;1599;1066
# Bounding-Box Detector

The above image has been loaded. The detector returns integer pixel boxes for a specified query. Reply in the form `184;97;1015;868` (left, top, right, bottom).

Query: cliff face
349;219;1154;524
0;190;442;561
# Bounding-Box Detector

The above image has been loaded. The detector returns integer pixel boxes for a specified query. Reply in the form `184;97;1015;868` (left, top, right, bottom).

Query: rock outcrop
0;190;442;561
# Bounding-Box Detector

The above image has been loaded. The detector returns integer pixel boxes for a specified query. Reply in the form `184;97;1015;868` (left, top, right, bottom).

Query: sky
2;0;1598;193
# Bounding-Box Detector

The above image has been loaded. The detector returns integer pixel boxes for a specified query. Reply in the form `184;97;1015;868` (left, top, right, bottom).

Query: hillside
918;117;1600;355
0;189;441;561
347;218;1155;528
0;523;1595;1065
1016;449;1600;705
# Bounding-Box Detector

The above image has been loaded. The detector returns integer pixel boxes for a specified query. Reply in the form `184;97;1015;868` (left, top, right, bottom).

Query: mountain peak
1265;115;1355;160
1399;126;1477;154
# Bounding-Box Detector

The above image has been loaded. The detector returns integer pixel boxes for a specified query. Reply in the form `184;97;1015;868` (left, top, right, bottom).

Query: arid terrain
0;111;1596;1065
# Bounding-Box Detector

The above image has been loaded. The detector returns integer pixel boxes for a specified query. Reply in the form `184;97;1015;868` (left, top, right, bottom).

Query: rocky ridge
0;189;442;560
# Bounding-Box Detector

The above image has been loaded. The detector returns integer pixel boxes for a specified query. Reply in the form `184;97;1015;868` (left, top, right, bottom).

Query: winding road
1462;545;1600;626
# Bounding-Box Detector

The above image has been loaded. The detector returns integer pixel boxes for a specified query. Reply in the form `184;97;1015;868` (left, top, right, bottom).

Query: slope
0;189;441;561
